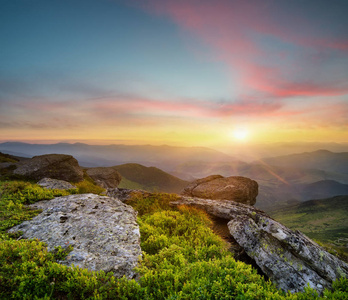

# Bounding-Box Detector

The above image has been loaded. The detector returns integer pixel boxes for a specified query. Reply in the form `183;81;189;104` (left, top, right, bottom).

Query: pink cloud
88;95;287;120
136;0;348;98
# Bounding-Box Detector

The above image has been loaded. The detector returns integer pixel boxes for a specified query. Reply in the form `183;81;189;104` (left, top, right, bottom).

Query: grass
269;196;348;259
0;179;347;299
117;177;148;190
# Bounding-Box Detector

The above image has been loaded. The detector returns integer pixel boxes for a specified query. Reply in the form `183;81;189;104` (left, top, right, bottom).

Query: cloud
135;0;348;99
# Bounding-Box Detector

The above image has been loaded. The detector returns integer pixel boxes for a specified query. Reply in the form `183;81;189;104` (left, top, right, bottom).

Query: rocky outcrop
107;188;150;202
171;196;348;294
86;167;122;188
37;178;77;190
181;175;258;205
8;194;141;279
13;154;83;182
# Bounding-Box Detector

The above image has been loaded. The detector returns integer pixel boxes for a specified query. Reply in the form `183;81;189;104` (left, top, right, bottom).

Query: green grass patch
0;179;347;299
74;170;105;195
0;181;77;235
117;177;147;190
269;196;348;258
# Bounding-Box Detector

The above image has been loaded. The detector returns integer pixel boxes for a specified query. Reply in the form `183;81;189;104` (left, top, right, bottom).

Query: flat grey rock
9;194;141;279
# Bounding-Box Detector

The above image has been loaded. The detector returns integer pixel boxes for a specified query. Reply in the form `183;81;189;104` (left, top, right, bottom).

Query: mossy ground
0;180;347;299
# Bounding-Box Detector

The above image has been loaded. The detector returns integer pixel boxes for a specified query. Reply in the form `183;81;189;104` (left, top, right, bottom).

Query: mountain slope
269;196;348;254
261;150;348;174
299;180;348;200
113;163;189;193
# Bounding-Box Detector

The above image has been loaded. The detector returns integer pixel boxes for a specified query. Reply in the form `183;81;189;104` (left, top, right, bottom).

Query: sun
233;128;249;141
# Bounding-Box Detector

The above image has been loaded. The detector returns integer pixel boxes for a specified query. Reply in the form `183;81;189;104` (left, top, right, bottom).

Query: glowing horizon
1;0;347;148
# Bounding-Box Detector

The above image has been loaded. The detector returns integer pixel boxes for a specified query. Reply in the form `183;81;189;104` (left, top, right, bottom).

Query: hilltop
113;163;188;193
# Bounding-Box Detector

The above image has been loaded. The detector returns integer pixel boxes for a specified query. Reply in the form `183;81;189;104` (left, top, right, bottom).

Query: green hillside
0;152;19;163
269;196;348;256
1;179;347;299
113;163;189;193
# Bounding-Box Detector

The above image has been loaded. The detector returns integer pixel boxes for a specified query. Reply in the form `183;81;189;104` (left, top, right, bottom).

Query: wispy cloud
136;0;348;99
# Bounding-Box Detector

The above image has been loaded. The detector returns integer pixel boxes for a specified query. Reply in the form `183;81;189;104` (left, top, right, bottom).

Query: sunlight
233;128;249;141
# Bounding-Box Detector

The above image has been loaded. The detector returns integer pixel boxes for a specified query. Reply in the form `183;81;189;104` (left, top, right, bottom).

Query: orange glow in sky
1;1;347;148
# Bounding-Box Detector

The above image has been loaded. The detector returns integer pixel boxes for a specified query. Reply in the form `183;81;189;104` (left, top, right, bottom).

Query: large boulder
37;178;77;190
86;167;122;188
8;194;141;279
170;196;348;294
181;175;258;205
13;154;83;182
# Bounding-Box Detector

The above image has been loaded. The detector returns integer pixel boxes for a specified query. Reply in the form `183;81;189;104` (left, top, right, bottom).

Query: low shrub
126;192;179;215
74;171;105;195
0;181;347;299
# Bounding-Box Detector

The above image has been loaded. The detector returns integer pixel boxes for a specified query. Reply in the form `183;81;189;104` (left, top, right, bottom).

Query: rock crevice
171;196;348;294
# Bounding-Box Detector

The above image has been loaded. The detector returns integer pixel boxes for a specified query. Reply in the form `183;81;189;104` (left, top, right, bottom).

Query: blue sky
1;0;348;147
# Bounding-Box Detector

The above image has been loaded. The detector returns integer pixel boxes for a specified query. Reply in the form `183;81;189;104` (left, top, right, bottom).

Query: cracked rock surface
9;193;141;279
171;196;348;294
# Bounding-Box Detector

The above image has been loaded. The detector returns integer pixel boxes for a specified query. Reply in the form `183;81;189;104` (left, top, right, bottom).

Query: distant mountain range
2;142;348;210
261;150;348;175
221;142;348;162
0;142;236;170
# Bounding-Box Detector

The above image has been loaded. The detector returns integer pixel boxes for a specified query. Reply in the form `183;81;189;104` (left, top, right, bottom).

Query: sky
1;0;348;149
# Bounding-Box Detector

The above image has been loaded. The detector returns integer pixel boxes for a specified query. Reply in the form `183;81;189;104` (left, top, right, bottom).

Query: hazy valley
2;142;348;211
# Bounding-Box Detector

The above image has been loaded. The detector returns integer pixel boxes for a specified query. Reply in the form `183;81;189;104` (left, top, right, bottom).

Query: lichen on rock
171;196;348;294
8;193;141;279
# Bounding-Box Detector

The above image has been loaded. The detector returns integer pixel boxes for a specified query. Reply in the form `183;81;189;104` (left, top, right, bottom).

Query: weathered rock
37;178;77;190
86;167;122;188
9;194;141;279
181;175;258;205
171;196;348;294
107;188;150;202
13;154;83;182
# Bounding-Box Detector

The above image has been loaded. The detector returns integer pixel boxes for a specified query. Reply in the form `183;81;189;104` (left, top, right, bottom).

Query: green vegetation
0;181;76;234
0;179;347;299
117;177;147;190
269;196;348;259
0;152;18;163
74;172;105;195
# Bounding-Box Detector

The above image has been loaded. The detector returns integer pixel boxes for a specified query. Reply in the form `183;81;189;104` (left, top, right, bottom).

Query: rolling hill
3;143;348;210
113;163;189;193
269;195;348;255
299;180;348;201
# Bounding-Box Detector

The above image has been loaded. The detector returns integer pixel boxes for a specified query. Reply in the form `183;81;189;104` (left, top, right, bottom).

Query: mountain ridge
0;142;237;170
